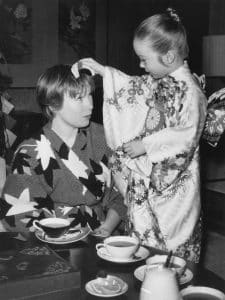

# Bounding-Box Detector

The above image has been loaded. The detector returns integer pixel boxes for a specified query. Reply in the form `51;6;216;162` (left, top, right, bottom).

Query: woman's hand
93;208;121;237
72;58;105;78
92;225;111;238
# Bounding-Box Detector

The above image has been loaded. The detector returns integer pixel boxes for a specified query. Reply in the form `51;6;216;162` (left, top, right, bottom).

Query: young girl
75;8;207;262
0;64;127;237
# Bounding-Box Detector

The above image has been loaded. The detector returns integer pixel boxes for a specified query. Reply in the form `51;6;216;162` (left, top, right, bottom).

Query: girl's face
53;88;93;129
133;38;169;79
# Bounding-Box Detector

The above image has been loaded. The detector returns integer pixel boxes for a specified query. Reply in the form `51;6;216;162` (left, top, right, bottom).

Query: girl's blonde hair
134;8;189;59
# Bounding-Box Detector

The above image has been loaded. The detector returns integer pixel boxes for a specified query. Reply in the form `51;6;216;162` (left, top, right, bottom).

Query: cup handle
96;243;105;251
33;220;44;233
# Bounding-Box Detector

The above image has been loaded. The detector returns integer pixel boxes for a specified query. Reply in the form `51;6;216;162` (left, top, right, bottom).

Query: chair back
0;156;6;196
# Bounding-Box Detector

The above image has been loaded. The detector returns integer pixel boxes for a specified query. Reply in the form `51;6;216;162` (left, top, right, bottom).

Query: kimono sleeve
90;122;128;221
102;183;127;221
103;66;154;149
202;87;225;147
0;145;53;236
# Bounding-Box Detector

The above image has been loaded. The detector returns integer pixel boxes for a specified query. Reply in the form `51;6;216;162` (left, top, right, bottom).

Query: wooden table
0;232;225;299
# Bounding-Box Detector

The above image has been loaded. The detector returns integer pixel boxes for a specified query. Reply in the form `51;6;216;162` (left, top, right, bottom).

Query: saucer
134;265;193;285
97;246;150;263
181;286;225;299
35;226;90;244
85;275;128;297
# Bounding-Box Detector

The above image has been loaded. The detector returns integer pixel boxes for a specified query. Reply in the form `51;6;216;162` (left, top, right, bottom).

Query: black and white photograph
0;0;225;299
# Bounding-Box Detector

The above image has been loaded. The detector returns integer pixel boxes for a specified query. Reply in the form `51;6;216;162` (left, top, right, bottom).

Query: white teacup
96;235;139;259
33;218;71;238
181;286;225;300
146;254;186;277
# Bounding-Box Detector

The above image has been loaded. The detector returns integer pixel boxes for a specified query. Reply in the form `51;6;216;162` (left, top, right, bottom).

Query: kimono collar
43;122;88;153
169;60;191;82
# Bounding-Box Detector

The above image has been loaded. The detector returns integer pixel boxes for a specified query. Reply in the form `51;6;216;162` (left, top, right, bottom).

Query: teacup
181;286;225;300
96;235;139;259
33;218;71;238
146;254;186;277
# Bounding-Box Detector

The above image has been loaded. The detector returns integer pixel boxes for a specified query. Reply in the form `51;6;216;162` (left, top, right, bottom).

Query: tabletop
50;234;225;300
0;231;224;300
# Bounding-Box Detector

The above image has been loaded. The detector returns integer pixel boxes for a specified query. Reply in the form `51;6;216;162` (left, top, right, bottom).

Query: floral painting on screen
0;0;32;64
58;0;95;62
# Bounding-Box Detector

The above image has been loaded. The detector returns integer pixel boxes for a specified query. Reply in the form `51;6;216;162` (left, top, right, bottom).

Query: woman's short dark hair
36;64;94;119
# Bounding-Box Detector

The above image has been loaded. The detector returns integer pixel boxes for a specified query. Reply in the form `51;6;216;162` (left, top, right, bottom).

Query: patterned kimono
103;62;207;262
0;122;127;235
203;87;225;147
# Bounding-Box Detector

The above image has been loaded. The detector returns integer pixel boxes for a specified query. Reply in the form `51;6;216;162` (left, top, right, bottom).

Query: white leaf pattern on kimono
14;233;27;241
23;166;32;175
5;188;37;216
32;211;40;217
85;205;93;216
21;217;32;225
82;185;87;195
35;135;56;170
62;149;88;179
58;206;73;215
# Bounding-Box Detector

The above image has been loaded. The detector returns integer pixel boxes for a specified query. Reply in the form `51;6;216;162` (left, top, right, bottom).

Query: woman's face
53;88;93;129
133;37;169;79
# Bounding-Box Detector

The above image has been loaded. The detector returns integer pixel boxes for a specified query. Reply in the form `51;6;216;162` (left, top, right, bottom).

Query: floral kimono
103;62;207;262
0;122;127;235
203;87;225;147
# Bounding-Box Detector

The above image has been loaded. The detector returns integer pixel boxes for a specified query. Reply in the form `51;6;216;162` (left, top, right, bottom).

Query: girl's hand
123;140;146;158
77;58;105;77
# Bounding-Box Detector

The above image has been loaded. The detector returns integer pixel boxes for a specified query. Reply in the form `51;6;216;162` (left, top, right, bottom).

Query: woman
0;64;127;237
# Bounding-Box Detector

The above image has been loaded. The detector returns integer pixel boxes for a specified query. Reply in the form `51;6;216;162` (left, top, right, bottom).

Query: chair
0;156;6;196
0;156;7;231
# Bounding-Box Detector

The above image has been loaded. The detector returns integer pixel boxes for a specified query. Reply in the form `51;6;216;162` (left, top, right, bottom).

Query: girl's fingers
123;144;130;151
79;59;96;75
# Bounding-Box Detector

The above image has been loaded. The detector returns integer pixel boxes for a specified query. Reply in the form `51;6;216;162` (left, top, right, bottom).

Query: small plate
35;226;90;245
85;275;128;297
97;246;150;264
181;286;225;299
134;265;193;285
